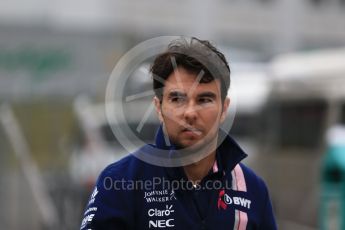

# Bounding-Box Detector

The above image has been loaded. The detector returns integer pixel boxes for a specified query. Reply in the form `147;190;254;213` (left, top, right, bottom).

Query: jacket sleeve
80;165;132;230
259;181;278;230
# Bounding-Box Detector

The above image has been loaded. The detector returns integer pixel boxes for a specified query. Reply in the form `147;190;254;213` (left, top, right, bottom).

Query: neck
183;150;216;185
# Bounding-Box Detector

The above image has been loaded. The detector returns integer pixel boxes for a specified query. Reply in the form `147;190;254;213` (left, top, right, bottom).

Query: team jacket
80;127;277;230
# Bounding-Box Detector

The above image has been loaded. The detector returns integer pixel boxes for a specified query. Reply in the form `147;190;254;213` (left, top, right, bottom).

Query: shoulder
232;163;275;217
97;146;164;185
80;155;140;229
97;153;144;182
237;163;270;196
100;154;135;178
237;164;277;229
90;153;147;206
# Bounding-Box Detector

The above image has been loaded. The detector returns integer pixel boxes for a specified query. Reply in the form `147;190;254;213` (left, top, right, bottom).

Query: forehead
164;68;221;95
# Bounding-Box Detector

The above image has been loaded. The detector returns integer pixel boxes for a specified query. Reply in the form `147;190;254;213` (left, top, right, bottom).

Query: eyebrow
197;92;217;99
168;91;187;98
167;91;217;99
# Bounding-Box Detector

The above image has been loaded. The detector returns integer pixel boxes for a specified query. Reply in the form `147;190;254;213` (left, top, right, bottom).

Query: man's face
154;67;230;150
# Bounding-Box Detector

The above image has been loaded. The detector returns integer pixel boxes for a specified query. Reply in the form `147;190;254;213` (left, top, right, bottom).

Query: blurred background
1;0;345;229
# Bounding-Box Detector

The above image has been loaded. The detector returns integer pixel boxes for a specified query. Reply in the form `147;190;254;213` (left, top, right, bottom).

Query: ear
153;96;164;123
220;97;230;123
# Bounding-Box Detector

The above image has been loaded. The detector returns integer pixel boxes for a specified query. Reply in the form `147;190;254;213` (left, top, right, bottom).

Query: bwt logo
149;219;174;228
224;194;232;204
218;190;252;210
227;195;251;209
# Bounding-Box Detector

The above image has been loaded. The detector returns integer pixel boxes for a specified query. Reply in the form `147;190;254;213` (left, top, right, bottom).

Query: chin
180;140;207;151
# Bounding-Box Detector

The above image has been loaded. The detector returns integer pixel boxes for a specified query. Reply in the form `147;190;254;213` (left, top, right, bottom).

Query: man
80;37;277;229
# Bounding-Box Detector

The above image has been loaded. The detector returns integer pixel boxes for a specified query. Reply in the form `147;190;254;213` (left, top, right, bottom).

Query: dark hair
150;37;230;102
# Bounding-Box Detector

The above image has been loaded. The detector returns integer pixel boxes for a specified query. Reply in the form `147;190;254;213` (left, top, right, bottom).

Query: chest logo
148;205;175;228
217;189;251;210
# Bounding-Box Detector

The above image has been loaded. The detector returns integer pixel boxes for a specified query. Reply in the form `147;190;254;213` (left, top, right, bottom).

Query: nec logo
149;219;174;228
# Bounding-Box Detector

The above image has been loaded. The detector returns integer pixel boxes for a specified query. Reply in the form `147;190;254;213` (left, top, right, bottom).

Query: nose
183;101;198;123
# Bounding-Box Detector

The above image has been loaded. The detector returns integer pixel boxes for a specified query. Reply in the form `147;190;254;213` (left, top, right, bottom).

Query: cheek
162;106;180;123
202;110;223;130
163;107;173;118
204;105;222;119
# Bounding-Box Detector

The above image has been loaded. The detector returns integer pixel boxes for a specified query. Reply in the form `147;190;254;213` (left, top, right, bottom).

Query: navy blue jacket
80;127;277;229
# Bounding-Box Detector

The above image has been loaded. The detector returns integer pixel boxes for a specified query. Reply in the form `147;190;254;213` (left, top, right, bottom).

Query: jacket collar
154;125;247;180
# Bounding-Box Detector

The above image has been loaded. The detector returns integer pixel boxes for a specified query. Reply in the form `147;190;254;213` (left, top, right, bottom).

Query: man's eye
171;97;185;103
199;97;213;103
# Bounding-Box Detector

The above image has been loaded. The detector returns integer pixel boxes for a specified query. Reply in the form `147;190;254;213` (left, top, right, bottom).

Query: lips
181;127;202;136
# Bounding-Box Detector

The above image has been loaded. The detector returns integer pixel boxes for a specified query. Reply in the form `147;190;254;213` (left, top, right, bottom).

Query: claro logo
148;205;174;217
149;219;174;228
148;205;175;228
